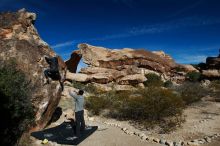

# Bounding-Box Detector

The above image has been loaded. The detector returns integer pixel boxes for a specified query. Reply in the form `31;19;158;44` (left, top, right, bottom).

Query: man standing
69;89;85;137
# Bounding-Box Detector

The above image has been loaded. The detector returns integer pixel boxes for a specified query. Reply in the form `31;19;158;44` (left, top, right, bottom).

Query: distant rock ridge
201;50;220;79
0;9;66;131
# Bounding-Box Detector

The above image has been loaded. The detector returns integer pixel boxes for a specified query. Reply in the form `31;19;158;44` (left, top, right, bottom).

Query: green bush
71;81;100;94
186;71;201;82
210;80;220;91
144;73;163;87
164;80;173;88
209;80;220;99
85;95;109;115
176;82;208;104
0;59;34;146
173;66;185;72
85;87;184;132
84;83;102;94
71;80;86;90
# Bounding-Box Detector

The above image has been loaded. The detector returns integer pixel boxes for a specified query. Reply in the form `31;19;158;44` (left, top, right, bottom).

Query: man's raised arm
69;89;78;99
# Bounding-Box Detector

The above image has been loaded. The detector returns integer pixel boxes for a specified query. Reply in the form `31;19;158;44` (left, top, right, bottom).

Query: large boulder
78;44;177;72
65;43;179;88
65;50;82;73
202;70;220;78
200;51;220;79
206;56;220;69
66;71;89;82
179;64;199;73
0;9;66;131
117;74;147;85
67;43;177;73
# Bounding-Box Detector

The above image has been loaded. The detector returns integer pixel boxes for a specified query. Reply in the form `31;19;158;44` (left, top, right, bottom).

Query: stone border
102;121;220;146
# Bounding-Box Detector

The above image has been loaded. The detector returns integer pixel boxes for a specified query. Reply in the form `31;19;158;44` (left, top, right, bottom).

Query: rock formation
200;50;220;79
0;9;66;131
206;50;220;69
65;43;186;89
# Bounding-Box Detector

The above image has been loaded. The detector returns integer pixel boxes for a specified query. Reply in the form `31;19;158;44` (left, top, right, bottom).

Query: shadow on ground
31;120;98;145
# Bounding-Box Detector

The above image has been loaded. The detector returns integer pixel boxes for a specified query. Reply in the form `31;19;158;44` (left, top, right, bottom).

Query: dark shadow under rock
31;121;97;145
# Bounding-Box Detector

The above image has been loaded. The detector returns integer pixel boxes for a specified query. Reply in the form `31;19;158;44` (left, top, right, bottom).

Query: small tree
176;82;208;104
0;59;34;146
144;73;163;87
164;80;173;88
186;71;201;82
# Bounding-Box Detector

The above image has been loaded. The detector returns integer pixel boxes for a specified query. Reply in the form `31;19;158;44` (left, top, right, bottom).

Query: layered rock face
201;51;220;79
0;9;66;130
66;43;182;89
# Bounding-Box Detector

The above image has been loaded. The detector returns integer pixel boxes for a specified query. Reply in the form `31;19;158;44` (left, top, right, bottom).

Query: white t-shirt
69;91;84;112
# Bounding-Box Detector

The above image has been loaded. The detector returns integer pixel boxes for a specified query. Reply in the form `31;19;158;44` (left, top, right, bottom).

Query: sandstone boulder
117;74;147;85
114;84;136;91
152;50;172;60
179;64;199;73
80;67;127;81
0;9;66;131
66;43;179;87
67;43;177;73
206;56;220;69
65;50;82;73
201;51;220;79
71;73;89;82
202;70;220;78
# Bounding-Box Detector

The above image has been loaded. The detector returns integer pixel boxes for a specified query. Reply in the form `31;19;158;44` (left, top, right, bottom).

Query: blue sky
1;0;220;66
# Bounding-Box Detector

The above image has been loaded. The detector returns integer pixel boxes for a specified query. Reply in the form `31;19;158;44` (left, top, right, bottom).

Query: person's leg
75;111;81;137
80;110;85;131
44;69;51;84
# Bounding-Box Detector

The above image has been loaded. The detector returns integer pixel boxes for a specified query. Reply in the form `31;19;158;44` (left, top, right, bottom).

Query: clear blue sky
1;0;220;65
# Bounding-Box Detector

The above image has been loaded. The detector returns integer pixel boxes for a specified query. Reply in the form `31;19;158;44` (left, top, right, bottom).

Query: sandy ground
78;120;161;146
154;100;220;142
31;85;220;146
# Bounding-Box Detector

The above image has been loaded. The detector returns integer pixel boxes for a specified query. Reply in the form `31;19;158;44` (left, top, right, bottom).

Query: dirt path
78;120;161;146
153;100;220;142
79;100;220;146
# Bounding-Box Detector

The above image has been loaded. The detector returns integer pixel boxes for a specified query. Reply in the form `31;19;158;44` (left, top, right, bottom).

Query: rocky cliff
201;51;220;79
0;9;66;130
65;44;190;89
198;50;220;79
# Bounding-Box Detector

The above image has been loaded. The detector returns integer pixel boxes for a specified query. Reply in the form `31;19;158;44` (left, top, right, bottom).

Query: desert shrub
144;73;163;87
71;81;100;94
85;87;184;131
185;71;201;82
176;82;208;104
209;80;220;91
209;80;220;99
71;80;85;90
84;83;103;94
0;60;34;146
164;80;173;88
134;87;184;121
85;95;109;115
173;66;185;72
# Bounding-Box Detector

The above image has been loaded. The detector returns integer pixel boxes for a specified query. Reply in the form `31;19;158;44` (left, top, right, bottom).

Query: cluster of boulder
200;50;220;79
65;44;198;91
65;44;220;90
